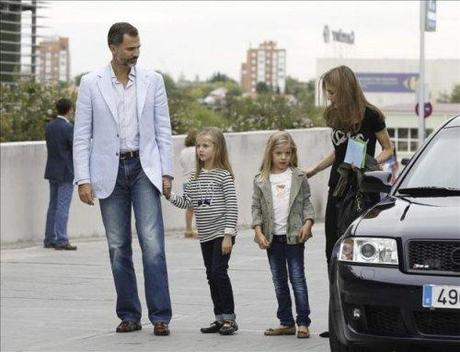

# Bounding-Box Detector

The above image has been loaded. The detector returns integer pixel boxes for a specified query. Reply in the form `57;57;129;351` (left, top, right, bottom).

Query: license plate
423;285;460;309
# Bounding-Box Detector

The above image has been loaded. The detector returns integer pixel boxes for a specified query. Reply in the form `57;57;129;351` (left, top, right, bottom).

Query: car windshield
397;126;460;194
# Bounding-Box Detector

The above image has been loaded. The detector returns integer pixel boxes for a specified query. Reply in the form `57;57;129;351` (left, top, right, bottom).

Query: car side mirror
401;158;410;166
360;171;392;194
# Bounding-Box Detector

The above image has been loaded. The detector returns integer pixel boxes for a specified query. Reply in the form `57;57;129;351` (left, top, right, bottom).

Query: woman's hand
222;234;233;255
254;231;270;250
305;168;316;178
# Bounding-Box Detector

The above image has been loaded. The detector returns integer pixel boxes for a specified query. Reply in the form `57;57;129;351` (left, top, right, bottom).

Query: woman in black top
307;65;393;268
306;66;393;338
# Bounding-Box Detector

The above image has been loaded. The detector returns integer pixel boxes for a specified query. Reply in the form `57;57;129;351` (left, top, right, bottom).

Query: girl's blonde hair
258;131;298;182
319;65;384;133
194;127;234;179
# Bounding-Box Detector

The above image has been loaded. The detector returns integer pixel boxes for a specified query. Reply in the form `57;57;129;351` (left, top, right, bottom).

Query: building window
390;127;433;153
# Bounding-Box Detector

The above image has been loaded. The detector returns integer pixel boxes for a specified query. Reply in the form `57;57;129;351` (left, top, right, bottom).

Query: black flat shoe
219;320;238;335
55;243;77;250
200;320;224;333
116;320;142;333
44;243;56;248
319;331;330;338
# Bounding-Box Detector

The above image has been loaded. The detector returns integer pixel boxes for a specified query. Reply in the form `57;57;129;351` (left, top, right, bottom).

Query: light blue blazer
73;65;173;199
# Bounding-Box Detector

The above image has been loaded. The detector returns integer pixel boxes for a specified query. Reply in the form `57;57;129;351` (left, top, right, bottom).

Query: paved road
1;225;330;352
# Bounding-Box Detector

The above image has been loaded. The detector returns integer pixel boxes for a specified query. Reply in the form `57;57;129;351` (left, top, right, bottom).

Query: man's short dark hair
108;22;138;46
56;98;72;115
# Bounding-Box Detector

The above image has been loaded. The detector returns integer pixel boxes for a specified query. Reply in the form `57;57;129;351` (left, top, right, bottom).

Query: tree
256;82;270;94
450;84;460;103
207;72;235;83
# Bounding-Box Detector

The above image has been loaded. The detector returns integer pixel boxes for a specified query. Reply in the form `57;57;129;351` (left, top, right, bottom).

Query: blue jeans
267;235;311;327
99;158;172;324
44;180;73;246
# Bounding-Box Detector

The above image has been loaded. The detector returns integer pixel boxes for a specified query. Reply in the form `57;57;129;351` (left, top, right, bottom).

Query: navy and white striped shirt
169;168;238;243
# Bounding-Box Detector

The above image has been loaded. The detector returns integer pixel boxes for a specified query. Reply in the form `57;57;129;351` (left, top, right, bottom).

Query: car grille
414;310;460;336
407;240;460;274
364;305;408;337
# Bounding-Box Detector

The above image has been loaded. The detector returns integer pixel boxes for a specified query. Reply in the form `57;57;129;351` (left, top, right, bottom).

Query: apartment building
36;36;70;83
0;0;40;84
241;41;286;94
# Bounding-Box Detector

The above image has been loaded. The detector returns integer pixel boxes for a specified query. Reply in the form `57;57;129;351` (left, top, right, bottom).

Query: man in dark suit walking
44;98;77;250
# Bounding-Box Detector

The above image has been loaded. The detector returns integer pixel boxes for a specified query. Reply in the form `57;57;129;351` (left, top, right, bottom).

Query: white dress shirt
110;64;139;152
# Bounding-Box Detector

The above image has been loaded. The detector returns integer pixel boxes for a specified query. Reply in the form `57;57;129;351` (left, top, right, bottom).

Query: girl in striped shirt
166;127;239;335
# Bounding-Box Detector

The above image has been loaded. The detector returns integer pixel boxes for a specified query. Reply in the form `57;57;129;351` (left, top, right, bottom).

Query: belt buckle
120;151;135;160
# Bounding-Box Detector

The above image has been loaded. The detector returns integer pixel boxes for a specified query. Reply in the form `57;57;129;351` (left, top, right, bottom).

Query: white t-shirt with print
269;168;292;235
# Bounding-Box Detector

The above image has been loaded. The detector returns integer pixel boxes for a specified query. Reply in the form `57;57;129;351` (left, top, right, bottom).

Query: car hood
353;196;460;239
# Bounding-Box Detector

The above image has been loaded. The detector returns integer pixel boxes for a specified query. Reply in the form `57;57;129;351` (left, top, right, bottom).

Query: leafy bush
0;80;76;142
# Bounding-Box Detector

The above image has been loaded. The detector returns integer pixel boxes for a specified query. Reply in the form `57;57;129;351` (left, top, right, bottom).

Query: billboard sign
323;25;354;45
356;73;419;93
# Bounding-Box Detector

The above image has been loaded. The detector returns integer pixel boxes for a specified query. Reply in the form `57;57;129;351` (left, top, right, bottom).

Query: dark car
329;115;460;352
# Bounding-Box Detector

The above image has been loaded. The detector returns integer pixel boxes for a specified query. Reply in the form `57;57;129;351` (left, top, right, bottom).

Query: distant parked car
329;115;460;352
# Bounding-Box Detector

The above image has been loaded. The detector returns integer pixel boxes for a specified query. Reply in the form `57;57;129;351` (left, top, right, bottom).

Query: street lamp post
418;1;426;148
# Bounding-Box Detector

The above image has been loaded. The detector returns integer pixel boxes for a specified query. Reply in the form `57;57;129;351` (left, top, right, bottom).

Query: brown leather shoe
153;322;170;336
54;243;77;250
116;320;142;333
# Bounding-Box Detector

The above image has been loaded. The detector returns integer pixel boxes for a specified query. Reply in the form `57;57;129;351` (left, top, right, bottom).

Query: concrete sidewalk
1;226;330;352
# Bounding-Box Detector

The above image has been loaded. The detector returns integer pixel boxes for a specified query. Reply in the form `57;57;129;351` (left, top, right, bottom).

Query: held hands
298;220;313;242
222;234;233;255
254;231;270;250
78;183;95;205
162;176;172;199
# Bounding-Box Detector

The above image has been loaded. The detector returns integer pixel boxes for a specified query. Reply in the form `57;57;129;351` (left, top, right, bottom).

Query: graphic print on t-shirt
275;184;287;198
332;129;367;147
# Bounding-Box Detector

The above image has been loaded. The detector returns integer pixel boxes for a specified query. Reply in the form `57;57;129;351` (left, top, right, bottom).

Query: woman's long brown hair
320;65;384;133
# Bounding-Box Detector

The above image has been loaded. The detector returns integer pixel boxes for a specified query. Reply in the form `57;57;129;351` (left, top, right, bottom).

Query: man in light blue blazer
73;22;173;336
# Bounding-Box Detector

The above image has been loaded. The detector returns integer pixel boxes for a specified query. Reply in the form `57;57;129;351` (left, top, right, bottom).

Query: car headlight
339;237;398;265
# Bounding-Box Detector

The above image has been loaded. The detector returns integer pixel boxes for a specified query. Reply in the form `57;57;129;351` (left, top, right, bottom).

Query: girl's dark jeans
200;236;236;321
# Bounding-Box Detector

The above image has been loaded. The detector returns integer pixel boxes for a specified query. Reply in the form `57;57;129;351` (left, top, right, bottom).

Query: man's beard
127;58;138;67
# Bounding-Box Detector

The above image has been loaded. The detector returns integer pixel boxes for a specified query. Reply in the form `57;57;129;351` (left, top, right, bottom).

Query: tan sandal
264;326;296;336
297;327;310;339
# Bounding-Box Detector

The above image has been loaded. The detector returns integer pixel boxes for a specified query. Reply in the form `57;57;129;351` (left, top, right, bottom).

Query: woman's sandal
264;326;296;336
297;327;310;339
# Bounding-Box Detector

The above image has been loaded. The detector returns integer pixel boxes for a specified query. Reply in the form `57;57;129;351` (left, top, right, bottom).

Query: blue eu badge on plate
344;137;367;169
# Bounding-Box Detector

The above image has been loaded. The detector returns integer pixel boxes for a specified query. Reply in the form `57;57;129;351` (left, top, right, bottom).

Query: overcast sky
41;1;460;81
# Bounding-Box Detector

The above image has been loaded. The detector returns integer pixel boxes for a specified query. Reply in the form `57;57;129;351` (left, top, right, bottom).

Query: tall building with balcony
0;0;40;84
240;41;286;94
36;36;70;83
